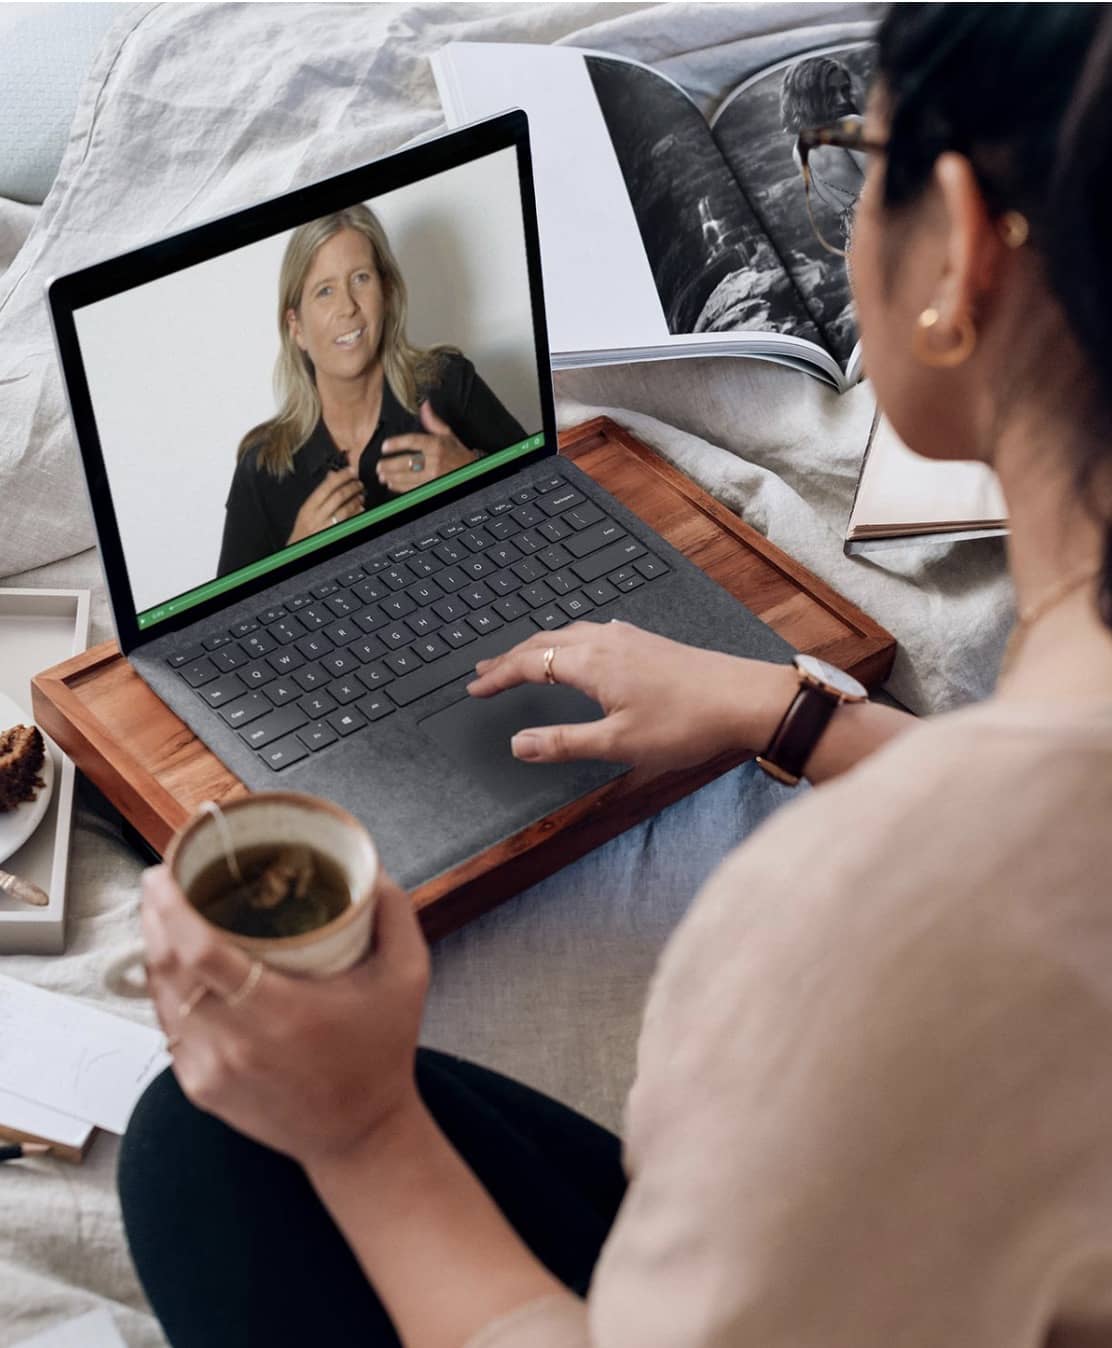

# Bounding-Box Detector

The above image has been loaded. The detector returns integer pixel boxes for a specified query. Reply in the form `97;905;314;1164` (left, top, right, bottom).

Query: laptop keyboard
166;474;670;771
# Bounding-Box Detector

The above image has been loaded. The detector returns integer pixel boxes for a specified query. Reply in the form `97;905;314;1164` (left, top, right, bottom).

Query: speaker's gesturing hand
287;466;365;546
466;619;797;774
377;402;478;494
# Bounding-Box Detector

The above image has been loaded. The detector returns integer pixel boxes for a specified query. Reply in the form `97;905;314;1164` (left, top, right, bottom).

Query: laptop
49;111;794;890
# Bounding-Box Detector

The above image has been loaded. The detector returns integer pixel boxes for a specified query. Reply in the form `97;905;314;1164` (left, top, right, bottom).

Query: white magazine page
433;43;668;357
851;411;1007;532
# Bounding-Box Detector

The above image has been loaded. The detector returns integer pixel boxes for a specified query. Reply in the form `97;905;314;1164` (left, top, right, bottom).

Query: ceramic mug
105;792;379;997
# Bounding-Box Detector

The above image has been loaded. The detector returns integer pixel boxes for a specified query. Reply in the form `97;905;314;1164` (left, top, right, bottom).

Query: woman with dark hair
121;6;1112;1345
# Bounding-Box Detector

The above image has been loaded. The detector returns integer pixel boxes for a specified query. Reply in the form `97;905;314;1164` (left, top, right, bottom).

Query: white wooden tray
0;589;91;953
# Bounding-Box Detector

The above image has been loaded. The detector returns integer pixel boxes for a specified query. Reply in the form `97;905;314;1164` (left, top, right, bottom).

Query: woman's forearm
733;658;916;786
306;1097;568;1348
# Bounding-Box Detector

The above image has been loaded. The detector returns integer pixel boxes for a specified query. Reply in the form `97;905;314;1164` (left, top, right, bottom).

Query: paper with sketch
0;1086;93;1150
13;1309;127;1348
0;975;168;1134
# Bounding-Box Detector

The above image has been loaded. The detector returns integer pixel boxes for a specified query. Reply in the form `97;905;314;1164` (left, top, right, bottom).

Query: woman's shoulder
418;348;475;399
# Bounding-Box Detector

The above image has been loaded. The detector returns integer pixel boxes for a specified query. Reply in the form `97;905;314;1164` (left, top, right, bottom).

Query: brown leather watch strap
755;685;839;787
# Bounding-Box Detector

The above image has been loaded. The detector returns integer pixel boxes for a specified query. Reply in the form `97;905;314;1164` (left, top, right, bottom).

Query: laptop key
211;644;247;672
407;613;437;638
323;619;361;647
381;592;416;619
298;690;337;719
240;704;307;749
381;623;415;650
327;677;363;706
296;632;335;660
261;735;310;771
570;538;646;583
488;498;514;515
511;488;537;504
229;619;259;638
356;693;394;722
461;529;493;553
512;504;544;528
267;647;305;674
514;529;544;555
461;555;496;580
492;594;530;622
386;616;536;707
537;544;572;571
486;542;521;568
519;582;556;608
297;721;339;752
611;568;644;593
350;635;385;663
460;582;494;609
547;570;577;596
532;605;569;631
406;579;442;606
219;691;270;727
384;650;420;677
583;578;620;606
388;546;414;563
540;487;585;517
564;520;626;559
463;509;489;527
433;595;469;623
533;474;565;494
203;633;233;651
537;518;572;544
406;553;442;578
635;555;671;580
325;592;356;617
353;577;390;604
326;707;367;738
353;605;387;635
323;650;361;678
382;566;414;591
336;568;366;587
287;593;312;610
242;631;277;658
488;572;522;596
201;674;246;707
356;662;394;692
238;660;276;689
311;580;339;599
563;503;605;531
467;608;504;636
438;521;467;539
298;604;330;630
512;557;545;584
437;567;468;593
558;591;596;620
411;636;449;663
415;534;440;550
293;662;328;691
434;540;467;565
265;680;301;707
439;623;475;650
486;516;520;541
181;657;220;688
257;606;287;625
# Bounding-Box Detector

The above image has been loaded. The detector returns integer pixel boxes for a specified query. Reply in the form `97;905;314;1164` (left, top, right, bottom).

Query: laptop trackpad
419;684;608;806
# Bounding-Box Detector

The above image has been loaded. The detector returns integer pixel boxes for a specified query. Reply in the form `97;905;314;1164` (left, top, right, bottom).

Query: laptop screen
65;136;547;636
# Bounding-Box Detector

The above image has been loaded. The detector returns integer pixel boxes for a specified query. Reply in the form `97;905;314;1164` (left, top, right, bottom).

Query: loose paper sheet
13;1309;127;1348
0;975;168;1134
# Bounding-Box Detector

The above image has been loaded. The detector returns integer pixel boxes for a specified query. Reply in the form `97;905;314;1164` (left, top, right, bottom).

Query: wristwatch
755;654;868;787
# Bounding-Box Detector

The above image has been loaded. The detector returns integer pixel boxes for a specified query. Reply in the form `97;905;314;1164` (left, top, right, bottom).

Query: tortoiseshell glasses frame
796;117;887;257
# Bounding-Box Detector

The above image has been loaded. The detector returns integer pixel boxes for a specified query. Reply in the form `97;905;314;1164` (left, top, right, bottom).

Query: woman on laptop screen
217;204;525;576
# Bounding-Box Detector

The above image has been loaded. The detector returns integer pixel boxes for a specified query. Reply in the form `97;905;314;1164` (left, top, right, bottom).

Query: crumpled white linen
0;3;1014;1344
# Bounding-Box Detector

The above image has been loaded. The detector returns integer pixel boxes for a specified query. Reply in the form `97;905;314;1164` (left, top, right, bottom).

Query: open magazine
433;40;875;390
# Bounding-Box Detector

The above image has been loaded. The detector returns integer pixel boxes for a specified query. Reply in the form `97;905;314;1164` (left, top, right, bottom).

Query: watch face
794;654;868;700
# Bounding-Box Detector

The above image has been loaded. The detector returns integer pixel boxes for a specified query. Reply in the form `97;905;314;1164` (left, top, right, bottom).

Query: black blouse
217;352;526;577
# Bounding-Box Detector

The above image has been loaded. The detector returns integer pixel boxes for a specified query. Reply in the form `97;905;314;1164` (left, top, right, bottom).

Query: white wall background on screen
74;148;544;614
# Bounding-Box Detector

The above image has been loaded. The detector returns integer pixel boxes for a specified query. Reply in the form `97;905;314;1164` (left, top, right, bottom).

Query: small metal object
0;868;49;907
178;984;209;1020
331;514;339;526
410;452;424;474
543;646;557;685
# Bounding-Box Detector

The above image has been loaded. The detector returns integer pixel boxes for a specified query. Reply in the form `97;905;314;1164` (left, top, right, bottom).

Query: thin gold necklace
1000;566;1100;676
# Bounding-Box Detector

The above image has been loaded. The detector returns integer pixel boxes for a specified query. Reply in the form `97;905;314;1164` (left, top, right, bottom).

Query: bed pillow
0;2;126;204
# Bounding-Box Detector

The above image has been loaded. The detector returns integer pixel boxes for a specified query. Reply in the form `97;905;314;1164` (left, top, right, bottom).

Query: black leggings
117;1050;625;1347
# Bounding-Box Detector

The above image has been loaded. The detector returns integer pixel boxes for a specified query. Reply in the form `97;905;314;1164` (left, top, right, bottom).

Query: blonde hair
238;204;451;477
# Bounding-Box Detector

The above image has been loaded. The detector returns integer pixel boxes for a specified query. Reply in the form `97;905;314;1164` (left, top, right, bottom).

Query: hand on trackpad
418;684;608;806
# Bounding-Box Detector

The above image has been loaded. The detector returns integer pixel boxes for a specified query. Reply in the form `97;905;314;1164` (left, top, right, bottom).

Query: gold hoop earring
998;210;1029;249
912;307;977;368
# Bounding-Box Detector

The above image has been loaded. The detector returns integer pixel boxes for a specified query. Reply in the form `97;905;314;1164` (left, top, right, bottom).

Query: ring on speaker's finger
543;646;558;685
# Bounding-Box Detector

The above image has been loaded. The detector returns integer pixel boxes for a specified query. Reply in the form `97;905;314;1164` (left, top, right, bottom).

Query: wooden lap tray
32;418;895;939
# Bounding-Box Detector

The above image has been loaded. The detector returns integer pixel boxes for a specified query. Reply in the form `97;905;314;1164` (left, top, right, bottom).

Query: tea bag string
198;800;243;883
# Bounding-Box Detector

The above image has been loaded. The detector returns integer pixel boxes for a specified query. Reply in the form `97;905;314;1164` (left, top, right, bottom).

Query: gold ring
331;514;338;526
543;646;557;685
177;985;209;1020
223;960;264;1009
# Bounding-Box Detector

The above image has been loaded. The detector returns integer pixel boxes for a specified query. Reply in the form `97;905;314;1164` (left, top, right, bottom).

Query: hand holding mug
377;402;478;494
287;466;365;545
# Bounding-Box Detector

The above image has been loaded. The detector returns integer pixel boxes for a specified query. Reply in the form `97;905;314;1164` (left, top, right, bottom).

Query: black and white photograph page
710;42;877;370
583;55;821;346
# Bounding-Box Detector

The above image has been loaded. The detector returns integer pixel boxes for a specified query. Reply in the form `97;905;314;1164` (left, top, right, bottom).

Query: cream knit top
468;698;1112;1347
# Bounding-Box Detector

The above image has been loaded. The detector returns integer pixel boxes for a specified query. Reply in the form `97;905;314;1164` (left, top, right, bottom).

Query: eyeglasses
796;116;887;258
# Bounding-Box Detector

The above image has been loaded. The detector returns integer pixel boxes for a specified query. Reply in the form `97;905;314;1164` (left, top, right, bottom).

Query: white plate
0;690;56;867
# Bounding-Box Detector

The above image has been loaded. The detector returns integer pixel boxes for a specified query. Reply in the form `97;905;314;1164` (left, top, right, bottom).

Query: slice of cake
0;725;45;813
